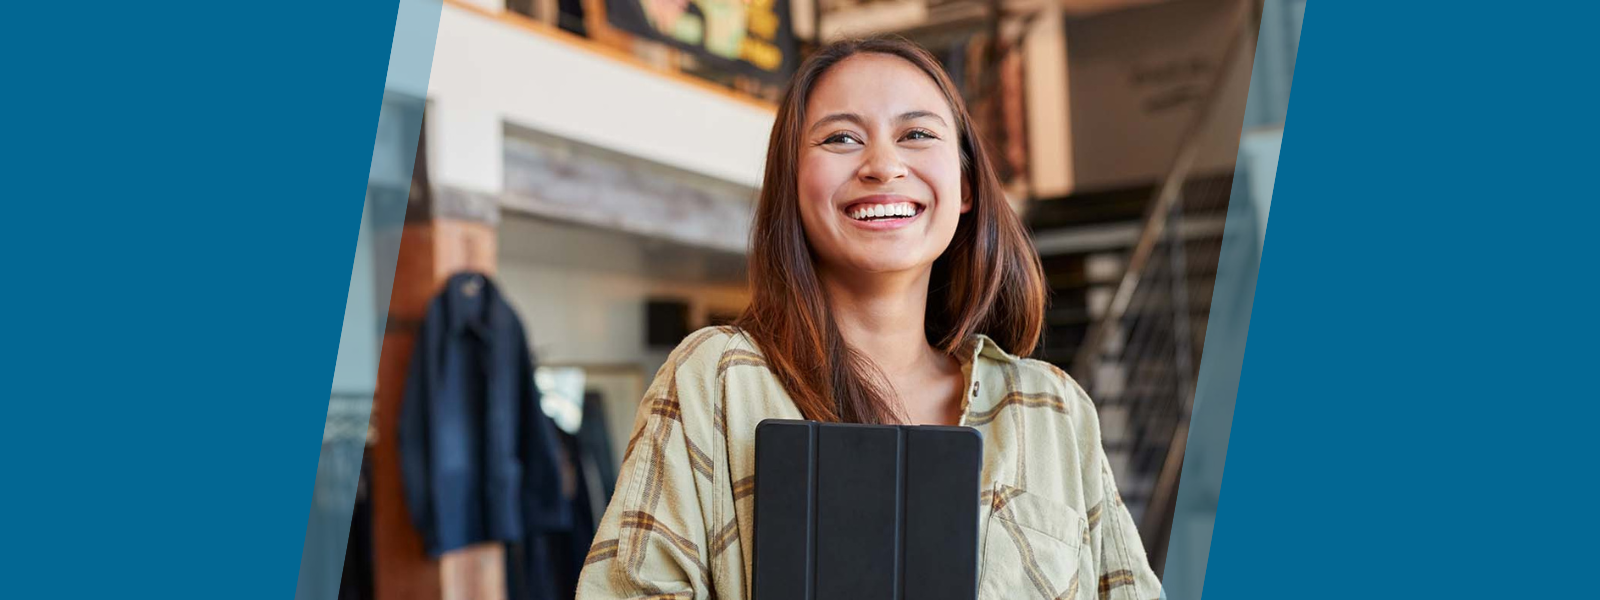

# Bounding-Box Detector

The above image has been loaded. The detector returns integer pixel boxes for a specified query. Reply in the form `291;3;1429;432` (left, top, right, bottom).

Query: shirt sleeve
576;329;728;600
1066;374;1164;600
1088;448;1164;600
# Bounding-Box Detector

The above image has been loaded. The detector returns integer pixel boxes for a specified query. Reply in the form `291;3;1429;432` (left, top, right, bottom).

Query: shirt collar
960;334;1021;368
443;272;497;339
956;334;1020;428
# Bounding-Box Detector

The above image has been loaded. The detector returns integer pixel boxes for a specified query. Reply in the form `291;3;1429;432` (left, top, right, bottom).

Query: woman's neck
819;267;935;372
817;266;962;424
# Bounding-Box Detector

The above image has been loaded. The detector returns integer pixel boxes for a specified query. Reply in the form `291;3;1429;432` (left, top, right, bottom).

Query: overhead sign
606;0;798;82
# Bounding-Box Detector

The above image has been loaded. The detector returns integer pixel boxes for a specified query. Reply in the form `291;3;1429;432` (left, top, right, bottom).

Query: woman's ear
960;177;974;214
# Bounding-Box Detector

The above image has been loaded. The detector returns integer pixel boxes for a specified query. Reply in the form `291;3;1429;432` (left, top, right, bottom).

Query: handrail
1069;0;1257;384
1064;0;1263;571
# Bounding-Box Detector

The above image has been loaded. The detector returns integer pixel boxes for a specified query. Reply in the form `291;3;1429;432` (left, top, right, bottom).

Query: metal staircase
1025;0;1279;574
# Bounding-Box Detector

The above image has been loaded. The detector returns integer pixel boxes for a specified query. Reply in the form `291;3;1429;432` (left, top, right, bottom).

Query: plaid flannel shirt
577;327;1162;600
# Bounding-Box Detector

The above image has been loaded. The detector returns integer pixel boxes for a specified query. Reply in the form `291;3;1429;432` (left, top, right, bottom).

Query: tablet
752;419;982;600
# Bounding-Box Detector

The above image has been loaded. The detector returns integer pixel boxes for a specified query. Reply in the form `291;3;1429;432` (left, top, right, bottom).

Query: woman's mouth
843;200;925;223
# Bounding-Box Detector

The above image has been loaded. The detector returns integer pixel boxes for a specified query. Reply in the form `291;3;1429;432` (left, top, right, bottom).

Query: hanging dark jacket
398;272;571;556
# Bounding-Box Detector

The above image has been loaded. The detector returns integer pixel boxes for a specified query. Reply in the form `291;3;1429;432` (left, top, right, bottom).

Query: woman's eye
823;133;862;145
903;129;937;141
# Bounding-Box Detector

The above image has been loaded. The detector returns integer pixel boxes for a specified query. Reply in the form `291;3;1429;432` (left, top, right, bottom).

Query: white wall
499;258;748;461
1062;0;1255;193
498;260;749;366
426;3;776;195
495;215;750;461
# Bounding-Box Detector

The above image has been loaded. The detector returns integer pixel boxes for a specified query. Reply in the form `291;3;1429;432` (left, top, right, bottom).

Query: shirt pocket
978;484;1090;600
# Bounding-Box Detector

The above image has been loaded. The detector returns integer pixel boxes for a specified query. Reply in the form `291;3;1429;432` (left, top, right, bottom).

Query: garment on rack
576;391;617;505
339;450;373;600
507;538;564;600
508;394;617;600
516;430;591;600
398;272;573;556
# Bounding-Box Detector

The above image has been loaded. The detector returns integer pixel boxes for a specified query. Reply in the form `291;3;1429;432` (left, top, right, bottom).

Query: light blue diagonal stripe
1160;1;1301;599
295;2;442;600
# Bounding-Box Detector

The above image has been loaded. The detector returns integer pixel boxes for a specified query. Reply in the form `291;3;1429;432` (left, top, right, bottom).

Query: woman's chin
837;256;933;277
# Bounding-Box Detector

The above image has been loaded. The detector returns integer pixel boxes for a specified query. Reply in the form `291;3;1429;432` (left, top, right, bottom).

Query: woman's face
797;53;968;280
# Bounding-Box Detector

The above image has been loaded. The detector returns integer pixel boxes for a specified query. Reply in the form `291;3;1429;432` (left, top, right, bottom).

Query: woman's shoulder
1018;357;1094;409
973;341;1108;474
972;336;1094;413
647;327;779;427
660;326;765;376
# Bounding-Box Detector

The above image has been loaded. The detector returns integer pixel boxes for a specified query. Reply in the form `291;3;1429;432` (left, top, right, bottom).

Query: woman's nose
857;142;908;183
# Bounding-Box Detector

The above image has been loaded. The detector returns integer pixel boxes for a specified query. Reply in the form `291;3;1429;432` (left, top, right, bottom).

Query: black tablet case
752;419;982;600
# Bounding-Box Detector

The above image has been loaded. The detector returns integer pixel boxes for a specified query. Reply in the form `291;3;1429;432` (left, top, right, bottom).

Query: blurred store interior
306;0;1303;599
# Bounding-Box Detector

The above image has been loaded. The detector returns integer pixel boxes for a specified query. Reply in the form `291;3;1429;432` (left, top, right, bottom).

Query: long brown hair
736;38;1046;424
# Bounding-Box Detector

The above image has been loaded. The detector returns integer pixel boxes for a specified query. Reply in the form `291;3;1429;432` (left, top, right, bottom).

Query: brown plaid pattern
966;391;1073;426
641;395;714;480
630;329;720;589
991;484;1027;514
585;539;619;565
576;328;1161;600
685;440;713;481
621;511;709;585
1099;570;1137;599
731;476;755;501
997;515;1070;600
715;349;767;381
1058;570;1082;600
648;396;682;422
991;484;1089;600
1005;359;1034;493
621;511;700;558
713;393;729;437
623;427;645;462
709;519;740;558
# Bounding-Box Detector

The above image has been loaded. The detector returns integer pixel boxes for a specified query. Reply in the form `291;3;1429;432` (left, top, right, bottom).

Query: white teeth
849;202;919;221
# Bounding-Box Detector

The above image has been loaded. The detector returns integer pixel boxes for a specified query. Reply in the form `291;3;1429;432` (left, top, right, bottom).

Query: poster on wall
605;0;798;83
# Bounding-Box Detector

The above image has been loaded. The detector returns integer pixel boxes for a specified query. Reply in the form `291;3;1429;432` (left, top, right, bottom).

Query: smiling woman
745;40;1048;428
800;54;965;278
576;38;1163;600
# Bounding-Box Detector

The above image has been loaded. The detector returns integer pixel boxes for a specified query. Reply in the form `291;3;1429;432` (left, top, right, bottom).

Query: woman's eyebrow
808;113;866;133
808;110;949;133
897;110;947;126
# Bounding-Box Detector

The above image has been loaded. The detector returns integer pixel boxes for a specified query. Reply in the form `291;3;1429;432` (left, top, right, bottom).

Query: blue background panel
1;1;430;598
1204;3;1599;598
